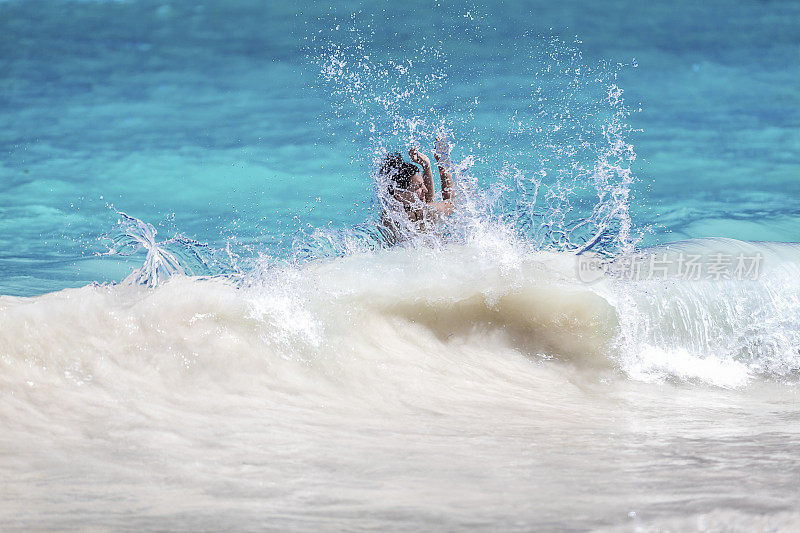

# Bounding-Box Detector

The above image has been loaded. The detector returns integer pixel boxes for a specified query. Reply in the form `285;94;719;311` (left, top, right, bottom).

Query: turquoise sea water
1;0;798;295
3;2;800;531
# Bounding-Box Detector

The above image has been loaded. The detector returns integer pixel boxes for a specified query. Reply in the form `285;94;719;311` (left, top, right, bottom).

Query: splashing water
101;210;227;287
307;21;640;258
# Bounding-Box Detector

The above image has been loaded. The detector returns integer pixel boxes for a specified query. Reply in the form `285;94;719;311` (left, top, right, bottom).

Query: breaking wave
2;239;799;389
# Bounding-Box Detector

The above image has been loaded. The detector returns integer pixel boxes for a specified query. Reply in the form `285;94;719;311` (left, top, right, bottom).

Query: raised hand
408;146;434;203
408;146;430;167
433;133;455;202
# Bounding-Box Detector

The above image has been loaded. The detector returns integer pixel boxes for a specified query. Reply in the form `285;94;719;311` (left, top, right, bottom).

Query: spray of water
304;18;640;259
100;210;227;287
102;15;641;284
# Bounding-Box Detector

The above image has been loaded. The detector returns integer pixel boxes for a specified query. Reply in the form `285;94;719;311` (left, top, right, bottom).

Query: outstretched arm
408;146;435;203
434;135;455;201
435;157;454;201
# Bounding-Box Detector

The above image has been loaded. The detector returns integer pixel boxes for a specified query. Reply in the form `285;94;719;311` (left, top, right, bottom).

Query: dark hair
380;152;418;194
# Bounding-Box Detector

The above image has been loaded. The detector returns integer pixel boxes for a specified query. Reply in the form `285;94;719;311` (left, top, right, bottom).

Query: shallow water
2;0;800;531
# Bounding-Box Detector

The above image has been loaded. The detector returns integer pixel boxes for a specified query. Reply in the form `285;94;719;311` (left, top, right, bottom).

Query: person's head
379;152;427;205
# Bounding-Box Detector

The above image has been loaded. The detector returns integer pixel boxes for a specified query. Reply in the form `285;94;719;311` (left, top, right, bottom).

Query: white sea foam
3;240;800;530
3;239;799;392
609;238;800;386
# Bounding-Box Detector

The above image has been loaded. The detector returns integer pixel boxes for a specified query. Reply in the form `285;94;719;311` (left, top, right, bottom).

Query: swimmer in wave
378;134;455;242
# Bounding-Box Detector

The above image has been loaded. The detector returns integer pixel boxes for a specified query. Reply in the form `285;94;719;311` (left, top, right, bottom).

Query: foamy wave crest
0;245;617;402
3;240;799;390
610;238;800;387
